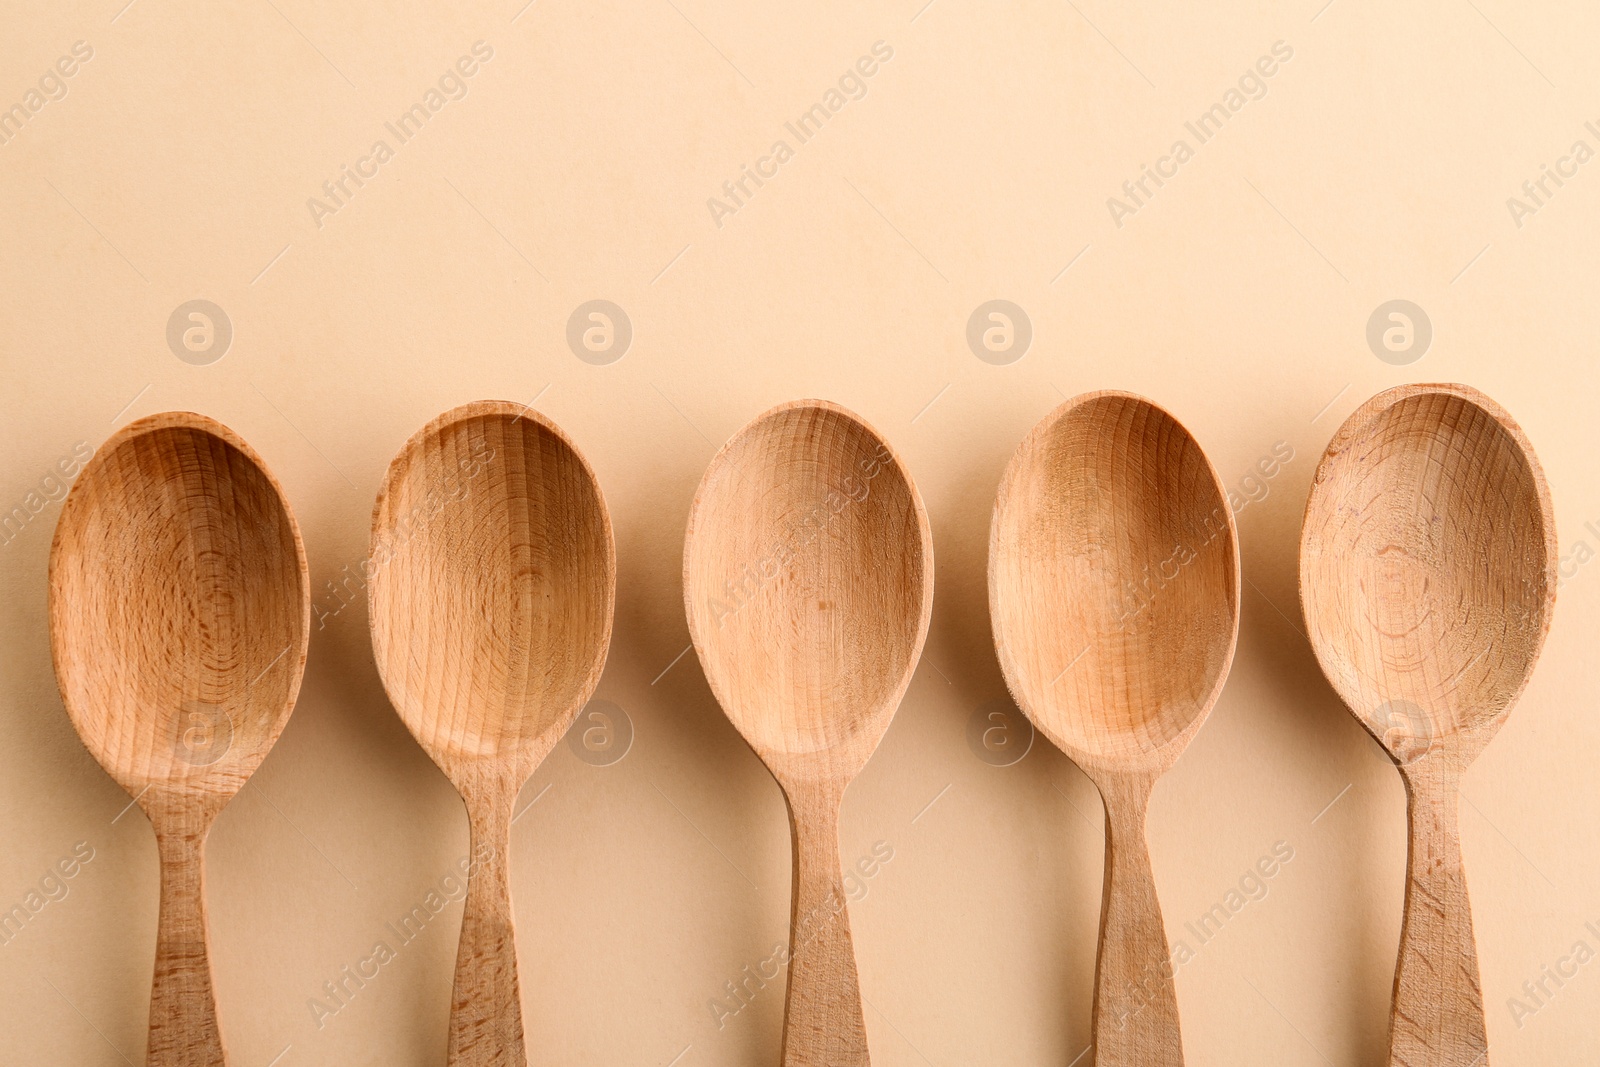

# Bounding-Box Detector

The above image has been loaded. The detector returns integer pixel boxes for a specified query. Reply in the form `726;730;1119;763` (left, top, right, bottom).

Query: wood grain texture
1091;770;1182;1067
781;779;869;1066
1300;383;1557;1067
1392;756;1484;1067
150;814;225;1067
48;411;311;1067
450;769;523;1066
368;401;615;1067
683;400;933;1067
990;392;1240;1067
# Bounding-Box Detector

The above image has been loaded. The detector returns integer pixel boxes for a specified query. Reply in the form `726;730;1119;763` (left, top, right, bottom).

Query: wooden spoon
989;391;1240;1067
49;411;310;1067
683;400;933;1067
1300;383;1556;1067
368;401;615;1067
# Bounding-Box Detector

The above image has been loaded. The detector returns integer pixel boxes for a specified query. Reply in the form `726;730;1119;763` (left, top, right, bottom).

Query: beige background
2;0;1599;1064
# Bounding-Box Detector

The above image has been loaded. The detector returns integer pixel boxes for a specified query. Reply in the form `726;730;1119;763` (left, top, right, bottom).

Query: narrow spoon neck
143;789;223;837
1397;750;1465;801
1087;768;1158;826
777;773;847;813
455;770;524;842
154;824;210;868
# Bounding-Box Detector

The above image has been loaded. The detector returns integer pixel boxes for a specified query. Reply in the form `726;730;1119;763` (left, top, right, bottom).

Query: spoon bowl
1300;383;1556;1067
368;401;614;1067
990;391;1239;1067
685;401;932;778
1301;383;1556;763
50;411;310;1067
684;399;932;1066
369;402;614;781
991;391;1238;776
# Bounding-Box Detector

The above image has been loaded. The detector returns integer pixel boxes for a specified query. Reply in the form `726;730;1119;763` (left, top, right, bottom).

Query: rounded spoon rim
988;389;1242;778
47;409;312;803
366;399;617;776
1297;380;1558;763
681;397;935;780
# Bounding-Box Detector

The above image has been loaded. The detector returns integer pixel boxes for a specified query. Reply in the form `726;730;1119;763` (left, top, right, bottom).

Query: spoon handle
1390;757;1488;1067
149;826;226;1067
1092;772;1184;1067
449;787;526;1067
780;780;870;1067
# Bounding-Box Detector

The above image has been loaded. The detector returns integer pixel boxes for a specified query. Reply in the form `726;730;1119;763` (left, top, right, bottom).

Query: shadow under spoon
49;411;311;1067
1300;382;1557;1067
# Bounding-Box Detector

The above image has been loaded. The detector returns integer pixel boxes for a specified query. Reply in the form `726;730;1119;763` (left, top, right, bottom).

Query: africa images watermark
1114;504;1231;628
306;41;495;230
1507;921;1600;1030
167;299;233;366
1505;119;1600;230
967;300;1033;366
968;699;1035;767
1107;40;1295;228
706;41;895;229
306;842;496;1029
567;300;632;365
706;840;894;1031
1109;840;1296;1032
312;438;495;628
0;841;97;948
1556;514;1600;587
0;440;93;549
566;698;634;766
1114;440;1292;627
1225;440;1294;519
700;440;893;629
0;40;94;149
1367;299;1432;366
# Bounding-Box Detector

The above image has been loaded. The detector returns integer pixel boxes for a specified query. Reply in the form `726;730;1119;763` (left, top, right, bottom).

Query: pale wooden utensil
990;391;1240;1067
683;400;933;1067
1300;383;1556;1067
368;401;615;1067
49;412;310;1067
